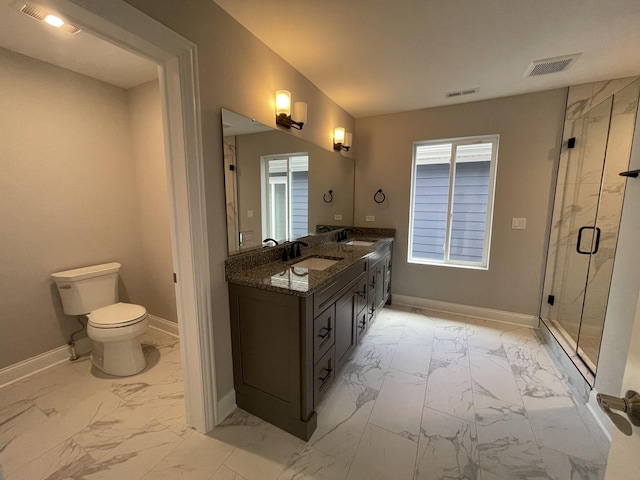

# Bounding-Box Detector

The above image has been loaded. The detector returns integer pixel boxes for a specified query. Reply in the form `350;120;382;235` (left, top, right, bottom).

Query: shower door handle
577;226;600;255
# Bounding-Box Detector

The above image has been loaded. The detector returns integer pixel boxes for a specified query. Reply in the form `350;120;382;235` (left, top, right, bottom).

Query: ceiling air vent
446;87;479;99
525;54;581;77
20;4;47;21
19;4;81;34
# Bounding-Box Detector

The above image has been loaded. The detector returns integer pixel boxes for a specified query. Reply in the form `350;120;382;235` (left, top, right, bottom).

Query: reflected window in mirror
263;153;309;241
221;108;355;256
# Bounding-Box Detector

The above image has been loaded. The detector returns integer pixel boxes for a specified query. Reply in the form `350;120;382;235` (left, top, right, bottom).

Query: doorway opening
37;0;217;432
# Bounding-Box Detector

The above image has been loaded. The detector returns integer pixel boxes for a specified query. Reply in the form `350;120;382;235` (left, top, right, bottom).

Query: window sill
407;258;488;271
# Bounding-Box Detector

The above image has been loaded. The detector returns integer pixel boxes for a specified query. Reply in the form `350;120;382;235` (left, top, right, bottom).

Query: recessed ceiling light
44;14;64;28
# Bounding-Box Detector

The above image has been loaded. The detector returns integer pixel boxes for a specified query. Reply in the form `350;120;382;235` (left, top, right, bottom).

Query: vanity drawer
313;305;335;363
314;347;335;406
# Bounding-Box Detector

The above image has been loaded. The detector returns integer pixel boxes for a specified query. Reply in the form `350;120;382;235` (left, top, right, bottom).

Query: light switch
366;215;375;222
334;214;343;220
247;210;253;218
512;217;527;230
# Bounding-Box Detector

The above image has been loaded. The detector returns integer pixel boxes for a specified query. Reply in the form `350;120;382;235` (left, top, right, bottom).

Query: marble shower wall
541;77;640;368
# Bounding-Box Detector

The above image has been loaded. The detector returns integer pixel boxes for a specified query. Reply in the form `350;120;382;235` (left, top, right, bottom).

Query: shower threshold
541;317;596;387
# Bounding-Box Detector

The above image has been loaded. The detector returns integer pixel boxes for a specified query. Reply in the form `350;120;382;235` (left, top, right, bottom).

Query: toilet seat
88;302;147;329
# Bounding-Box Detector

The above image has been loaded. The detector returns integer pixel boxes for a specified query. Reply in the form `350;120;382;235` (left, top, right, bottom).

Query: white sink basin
292;257;340;271
346;240;376;246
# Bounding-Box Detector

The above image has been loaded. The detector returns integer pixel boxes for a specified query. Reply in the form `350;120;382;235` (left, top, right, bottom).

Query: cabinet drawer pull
318;326;333;339
318;368;333;383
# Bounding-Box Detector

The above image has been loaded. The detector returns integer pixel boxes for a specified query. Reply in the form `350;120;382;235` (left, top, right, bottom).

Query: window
408;135;498;269
262;153;309;241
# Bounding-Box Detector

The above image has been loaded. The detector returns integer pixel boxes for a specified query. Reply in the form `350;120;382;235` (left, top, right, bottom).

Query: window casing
408;135;498;269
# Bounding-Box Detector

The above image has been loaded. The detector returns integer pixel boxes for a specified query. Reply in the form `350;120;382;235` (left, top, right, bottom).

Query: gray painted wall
127;81;177;324
0;48;175;369
353;89;568;316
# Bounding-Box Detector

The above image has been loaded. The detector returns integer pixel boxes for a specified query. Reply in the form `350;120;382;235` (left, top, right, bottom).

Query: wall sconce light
333;127;352;151
275;90;307;130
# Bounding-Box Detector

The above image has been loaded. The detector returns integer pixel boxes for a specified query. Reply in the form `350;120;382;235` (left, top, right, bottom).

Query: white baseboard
0;337;92;389
392;294;539;329
216;388;237;424
148;315;180;338
586;389;614;442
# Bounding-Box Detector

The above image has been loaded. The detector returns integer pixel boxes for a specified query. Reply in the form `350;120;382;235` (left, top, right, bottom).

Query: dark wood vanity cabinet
228;242;392;441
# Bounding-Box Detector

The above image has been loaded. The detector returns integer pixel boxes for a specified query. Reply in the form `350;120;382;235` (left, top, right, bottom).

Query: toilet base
91;337;147;376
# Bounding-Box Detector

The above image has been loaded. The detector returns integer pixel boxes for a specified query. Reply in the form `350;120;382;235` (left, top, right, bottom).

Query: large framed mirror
222;109;355;255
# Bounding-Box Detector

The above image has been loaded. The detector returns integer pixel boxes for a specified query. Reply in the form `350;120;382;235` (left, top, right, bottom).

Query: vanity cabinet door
314;305;335;363
383;255;392;304
355;275;368;314
375;261;386;312
368;260;380;324
356;307;368;344
334;285;358;372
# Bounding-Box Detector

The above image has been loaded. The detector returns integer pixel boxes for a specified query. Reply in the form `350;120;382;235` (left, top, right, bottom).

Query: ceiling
213;0;640;118
0;0;157;89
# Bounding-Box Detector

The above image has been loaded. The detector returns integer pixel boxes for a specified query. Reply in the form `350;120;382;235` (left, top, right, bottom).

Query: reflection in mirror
222;109;355;255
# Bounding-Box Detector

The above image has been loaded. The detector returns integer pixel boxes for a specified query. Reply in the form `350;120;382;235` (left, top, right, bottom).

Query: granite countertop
227;238;394;296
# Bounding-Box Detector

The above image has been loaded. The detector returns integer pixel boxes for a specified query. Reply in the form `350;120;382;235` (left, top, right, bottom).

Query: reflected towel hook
323;190;333;203
374;189;386;204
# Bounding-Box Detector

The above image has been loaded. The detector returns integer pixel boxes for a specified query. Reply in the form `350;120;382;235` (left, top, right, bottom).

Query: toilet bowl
87;302;149;376
51;262;149;377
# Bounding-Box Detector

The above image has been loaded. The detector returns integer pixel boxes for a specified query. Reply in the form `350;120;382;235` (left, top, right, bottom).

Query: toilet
51;262;149;376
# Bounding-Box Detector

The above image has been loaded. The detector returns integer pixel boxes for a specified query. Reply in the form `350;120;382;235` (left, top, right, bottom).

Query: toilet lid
88;302;147;328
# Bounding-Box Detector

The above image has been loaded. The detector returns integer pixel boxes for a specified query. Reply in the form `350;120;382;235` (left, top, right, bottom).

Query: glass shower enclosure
541;78;640;378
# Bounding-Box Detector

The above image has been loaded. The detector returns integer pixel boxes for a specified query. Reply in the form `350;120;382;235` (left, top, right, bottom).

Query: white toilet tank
51;262;121;315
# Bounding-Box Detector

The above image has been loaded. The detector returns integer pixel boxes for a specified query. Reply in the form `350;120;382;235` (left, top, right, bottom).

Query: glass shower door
545;97;612;362
577;79;640;368
542;78;640;376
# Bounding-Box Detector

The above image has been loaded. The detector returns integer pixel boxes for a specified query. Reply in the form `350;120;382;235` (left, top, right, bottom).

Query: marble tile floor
0;307;610;480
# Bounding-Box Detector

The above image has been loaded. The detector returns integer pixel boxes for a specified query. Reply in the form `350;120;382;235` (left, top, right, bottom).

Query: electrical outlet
511;217;527;230
242;230;255;243
366;215;375;222
247;210;253;218
334;214;343;221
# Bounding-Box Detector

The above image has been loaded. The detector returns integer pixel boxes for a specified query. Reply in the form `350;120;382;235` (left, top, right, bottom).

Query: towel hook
323;190;333;203
374;189;386;204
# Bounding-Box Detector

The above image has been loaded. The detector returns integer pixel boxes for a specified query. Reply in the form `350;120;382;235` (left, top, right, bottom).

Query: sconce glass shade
344;132;353;149
275;90;291;116
334;127;346;144
293;102;307;124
